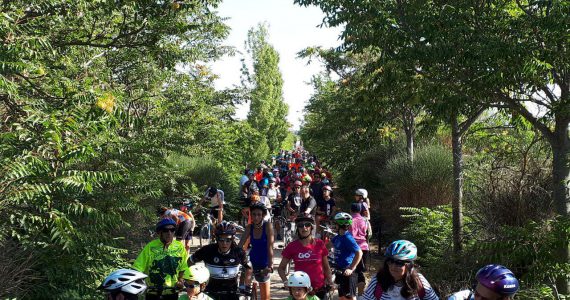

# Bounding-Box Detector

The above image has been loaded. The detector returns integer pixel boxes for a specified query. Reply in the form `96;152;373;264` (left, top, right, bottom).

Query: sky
210;0;343;131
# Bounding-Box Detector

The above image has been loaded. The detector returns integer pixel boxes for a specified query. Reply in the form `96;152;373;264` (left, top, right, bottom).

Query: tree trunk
403;108;415;162
451;113;464;255
552;118;570;294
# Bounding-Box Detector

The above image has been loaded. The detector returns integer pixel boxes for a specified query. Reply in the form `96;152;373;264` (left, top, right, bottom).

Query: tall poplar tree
244;24;290;153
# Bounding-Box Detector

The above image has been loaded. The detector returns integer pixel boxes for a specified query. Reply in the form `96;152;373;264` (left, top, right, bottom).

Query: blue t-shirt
332;232;360;269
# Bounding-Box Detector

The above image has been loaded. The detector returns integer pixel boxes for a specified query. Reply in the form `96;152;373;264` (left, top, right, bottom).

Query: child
287;271;320;300
331;212;363;300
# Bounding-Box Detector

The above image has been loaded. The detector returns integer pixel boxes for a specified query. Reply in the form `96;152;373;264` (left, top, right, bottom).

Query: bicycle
195;207;216;247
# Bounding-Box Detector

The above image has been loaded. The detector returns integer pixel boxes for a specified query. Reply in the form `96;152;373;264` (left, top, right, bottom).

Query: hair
376;259;421;298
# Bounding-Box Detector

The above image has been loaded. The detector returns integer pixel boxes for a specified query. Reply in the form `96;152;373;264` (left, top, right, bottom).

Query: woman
361;240;439;300
238;202;274;300
278;216;333;300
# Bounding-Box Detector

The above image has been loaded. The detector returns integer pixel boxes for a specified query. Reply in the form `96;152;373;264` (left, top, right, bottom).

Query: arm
218;198;223;223
266;222;274;272
344;249;362;276
238;224;251;250
278;257;291;283
322;255;334;286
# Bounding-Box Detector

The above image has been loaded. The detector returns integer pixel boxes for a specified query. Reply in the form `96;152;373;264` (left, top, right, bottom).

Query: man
133;219;189;300
189;221;252;300
299;185;317;218
203;186;225;224
286;180;303;220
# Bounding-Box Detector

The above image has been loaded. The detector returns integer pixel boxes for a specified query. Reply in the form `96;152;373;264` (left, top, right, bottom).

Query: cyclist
237;202;275;300
310;174;326;206
354;189;370;219
448;264;519;300
189;221;252;300
299;185;317;219
279;216;334;300
286;271;320;300
203;186;225;224
361;240;439;300
331;212;362;300
133;219;190;300
316;185;336;237
180;265;214;300
349;203;370;296
99;269;148;300
159;206;195;253
286;181;303;220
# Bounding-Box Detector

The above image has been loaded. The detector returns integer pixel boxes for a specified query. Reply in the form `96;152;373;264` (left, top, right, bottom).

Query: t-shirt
190;244;250;293
361;273;439;300
282;239;328;289
349;213;369;250
318;198;336;217
165;208;193;223
299;196;317;217
310;181;325;203
133;239;190;290
288;192;302;211
448;290;473;300
331;232;361;269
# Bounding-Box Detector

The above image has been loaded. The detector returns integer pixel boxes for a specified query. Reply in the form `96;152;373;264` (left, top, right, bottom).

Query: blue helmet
156;218;176;232
476;264;519;296
385;240;417;261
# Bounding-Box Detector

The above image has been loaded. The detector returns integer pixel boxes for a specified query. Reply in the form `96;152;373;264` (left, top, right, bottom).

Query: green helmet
334;212;352;226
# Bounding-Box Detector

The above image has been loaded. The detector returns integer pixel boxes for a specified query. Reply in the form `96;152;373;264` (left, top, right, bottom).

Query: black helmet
294;216;315;225
208;186;217;197
215;221;236;236
250;202;268;215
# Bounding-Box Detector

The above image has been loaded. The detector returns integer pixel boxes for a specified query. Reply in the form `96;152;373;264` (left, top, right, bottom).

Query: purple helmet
476;264;519;296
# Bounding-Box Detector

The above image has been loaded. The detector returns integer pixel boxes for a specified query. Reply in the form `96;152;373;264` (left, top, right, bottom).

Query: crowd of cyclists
99;148;521;300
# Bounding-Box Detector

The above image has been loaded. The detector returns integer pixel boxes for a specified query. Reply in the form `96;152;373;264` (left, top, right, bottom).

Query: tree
243;24;290;153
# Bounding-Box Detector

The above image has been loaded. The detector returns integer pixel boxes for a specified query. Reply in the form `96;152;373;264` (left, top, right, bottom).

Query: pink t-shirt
282;239;328;289
349;213;369;250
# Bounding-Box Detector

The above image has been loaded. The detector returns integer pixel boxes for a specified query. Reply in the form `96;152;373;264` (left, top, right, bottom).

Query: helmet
385;240;417;261
268;172;274;178
156;218;176;231
250;202;268;215
355;188;368;198
294;216;315;225
248;170;254;175
208;187;218;197
323;185;332;192
476;264;519;296
99;269;148;295
334;212;353;225
287;271;312;290
294;180;302;187
188;265;210;284
215;221;236;236
302;174;312;183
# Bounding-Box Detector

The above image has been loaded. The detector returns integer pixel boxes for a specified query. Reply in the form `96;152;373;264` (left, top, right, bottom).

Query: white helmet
355;188;368;198
188;264;210;284
287;271;312;290
99;269;148;295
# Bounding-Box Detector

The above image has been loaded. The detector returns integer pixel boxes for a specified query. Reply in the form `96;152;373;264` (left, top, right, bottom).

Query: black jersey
190;244;251;293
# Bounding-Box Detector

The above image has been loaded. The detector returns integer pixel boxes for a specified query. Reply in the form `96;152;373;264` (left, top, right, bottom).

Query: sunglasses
161;227;176;233
297;222;313;228
218;238;233;243
387;259;409;267
295;186;301;189
184;281;200;289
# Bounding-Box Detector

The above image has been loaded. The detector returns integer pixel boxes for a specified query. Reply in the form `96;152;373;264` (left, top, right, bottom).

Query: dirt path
187;236;384;299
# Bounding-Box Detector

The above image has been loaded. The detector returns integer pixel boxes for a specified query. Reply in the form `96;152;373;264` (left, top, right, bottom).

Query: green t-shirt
286;295;320;300
133;239;190;290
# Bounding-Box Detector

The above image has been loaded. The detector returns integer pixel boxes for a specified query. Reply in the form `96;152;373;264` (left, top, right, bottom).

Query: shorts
313;286;331;300
209;207;222;220
253;267;271;283
335;270;358;297
176;220;194;240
